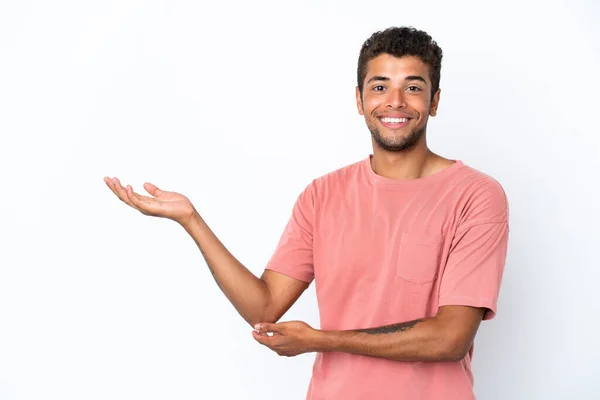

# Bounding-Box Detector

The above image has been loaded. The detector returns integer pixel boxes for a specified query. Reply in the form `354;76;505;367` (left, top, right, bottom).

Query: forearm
181;211;271;326
315;317;467;362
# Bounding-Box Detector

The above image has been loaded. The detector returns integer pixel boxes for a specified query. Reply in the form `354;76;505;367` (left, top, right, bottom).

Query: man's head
356;27;443;152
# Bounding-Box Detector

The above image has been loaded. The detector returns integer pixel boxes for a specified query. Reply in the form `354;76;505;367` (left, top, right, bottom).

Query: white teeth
380;117;408;123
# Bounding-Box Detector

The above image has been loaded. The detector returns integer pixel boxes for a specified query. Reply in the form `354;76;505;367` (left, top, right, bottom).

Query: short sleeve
264;183;315;283
438;181;510;320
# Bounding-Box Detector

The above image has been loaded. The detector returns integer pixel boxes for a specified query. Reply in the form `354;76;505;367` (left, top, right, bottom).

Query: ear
430;89;441;117
356;86;364;115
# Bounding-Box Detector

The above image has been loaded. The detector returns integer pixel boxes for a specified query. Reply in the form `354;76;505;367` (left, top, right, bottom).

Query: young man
105;27;509;399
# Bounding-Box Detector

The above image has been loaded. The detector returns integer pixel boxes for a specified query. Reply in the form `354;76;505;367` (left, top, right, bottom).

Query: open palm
104;177;196;226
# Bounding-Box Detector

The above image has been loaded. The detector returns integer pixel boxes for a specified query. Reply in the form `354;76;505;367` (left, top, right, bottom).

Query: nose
386;88;406;109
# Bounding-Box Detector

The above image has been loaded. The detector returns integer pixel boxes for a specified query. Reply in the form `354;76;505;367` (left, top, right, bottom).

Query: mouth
378;116;411;129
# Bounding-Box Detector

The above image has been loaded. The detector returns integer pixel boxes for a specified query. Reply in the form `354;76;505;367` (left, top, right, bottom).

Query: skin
105;53;486;363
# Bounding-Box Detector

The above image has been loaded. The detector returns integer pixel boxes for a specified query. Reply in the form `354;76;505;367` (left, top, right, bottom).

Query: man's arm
182;211;310;327
254;305;484;361
105;177;309;328
316;305;484;362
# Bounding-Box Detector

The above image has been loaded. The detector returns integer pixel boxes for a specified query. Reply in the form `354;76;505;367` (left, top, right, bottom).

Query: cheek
362;99;378;115
409;101;430;119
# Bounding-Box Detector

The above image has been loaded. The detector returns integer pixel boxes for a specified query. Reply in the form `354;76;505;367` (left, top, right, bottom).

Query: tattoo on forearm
207;264;223;290
198;246;223;291
353;319;424;335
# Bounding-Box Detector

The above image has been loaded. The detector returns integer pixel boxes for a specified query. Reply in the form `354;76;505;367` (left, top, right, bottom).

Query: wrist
180;209;202;232
312;329;339;353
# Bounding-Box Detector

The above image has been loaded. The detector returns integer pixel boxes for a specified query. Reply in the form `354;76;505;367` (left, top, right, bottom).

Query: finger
126;186;158;204
255;322;283;334
112;179;154;216
127;186;165;215
252;330;274;346
113;178;143;211
104;177;121;198
143;182;165;197
105;177;130;205
105;178;150;216
255;323;271;333
112;177;129;200
252;328;269;337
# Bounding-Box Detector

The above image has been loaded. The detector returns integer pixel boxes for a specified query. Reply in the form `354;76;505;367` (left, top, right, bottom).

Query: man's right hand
104;177;196;227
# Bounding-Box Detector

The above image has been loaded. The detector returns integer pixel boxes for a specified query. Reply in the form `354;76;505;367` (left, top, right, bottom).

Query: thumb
143;182;165;197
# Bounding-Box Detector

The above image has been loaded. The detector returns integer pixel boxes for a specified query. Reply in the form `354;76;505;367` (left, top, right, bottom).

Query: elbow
246;283;278;328
246;308;280;328
442;346;469;362
438;336;472;362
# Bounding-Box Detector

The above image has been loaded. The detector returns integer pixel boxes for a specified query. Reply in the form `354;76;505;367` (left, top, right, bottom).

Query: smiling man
106;26;509;400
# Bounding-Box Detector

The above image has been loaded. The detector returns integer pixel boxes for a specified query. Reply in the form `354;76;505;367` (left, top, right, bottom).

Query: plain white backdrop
1;0;598;399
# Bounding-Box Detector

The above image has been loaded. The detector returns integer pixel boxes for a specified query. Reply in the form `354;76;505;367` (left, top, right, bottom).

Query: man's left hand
252;321;322;357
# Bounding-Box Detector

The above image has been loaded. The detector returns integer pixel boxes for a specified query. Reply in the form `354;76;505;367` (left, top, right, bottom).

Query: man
105;26;509;399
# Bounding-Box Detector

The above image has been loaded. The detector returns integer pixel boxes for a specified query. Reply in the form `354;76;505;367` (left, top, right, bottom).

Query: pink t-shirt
265;155;509;400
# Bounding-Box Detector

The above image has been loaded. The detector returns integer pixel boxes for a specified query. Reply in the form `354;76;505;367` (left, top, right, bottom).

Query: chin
383;132;411;142
373;130;425;152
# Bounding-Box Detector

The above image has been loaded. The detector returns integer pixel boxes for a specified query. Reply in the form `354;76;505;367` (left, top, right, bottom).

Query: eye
407;86;421;92
372;85;385;92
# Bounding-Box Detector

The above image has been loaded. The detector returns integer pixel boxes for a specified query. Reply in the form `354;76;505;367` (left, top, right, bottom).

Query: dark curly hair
357;27;443;99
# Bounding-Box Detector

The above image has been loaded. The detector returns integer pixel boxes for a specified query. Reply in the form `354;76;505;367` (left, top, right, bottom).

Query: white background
1;0;599;399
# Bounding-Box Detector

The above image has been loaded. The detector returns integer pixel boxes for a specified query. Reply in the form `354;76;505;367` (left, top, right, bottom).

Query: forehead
364;54;430;84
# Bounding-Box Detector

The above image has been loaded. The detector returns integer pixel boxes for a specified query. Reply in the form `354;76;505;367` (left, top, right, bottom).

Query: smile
379;117;409;123
378;116;411;128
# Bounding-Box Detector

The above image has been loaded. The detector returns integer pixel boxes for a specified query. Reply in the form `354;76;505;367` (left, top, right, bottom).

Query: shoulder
292;159;364;209
455;164;508;203
303;158;366;196
451;163;509;229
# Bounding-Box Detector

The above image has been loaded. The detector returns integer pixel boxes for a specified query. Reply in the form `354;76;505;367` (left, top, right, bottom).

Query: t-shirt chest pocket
397;232;445;284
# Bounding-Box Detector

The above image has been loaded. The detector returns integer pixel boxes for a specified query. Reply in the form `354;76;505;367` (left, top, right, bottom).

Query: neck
369;137;452;181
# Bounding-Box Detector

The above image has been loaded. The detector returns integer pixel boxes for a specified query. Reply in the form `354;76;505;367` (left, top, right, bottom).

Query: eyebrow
366;75;428;84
